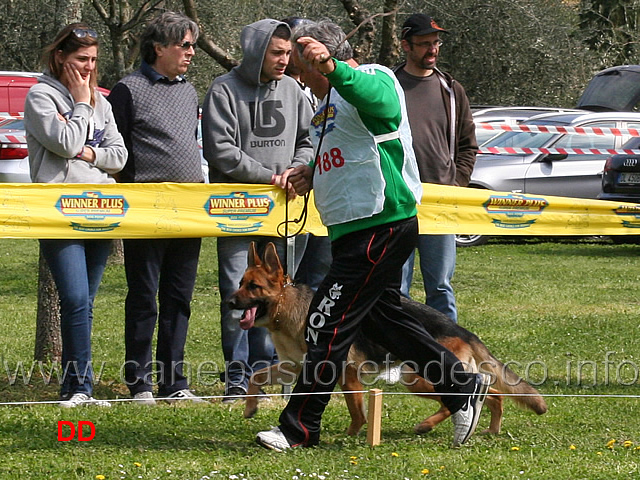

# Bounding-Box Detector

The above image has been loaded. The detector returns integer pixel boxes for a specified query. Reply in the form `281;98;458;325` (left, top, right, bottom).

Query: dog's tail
471;339;547;415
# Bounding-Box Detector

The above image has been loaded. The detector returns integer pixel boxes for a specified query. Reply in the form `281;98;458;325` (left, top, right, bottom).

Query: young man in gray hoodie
201;19;314;402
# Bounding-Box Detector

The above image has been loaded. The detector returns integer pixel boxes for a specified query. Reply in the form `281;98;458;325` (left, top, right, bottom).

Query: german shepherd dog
228;242;547;436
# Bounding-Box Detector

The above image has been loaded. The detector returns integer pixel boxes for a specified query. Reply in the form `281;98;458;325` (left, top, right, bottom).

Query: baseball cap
401;14;448;39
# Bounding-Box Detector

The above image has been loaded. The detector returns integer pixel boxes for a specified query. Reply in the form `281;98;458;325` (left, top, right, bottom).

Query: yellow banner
0;182;637;238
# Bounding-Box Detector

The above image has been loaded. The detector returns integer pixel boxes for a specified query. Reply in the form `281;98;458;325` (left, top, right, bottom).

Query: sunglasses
72;28;98;39
178;41;197;50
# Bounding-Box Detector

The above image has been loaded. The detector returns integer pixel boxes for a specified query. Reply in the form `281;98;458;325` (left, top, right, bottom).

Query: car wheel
455;234;489;248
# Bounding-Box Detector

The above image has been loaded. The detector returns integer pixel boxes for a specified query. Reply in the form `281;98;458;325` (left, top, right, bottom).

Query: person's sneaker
60;393;111;408
451;373;491;447
222;386;246;404
256;426;291;452
165;389;207;404
132;391;156;406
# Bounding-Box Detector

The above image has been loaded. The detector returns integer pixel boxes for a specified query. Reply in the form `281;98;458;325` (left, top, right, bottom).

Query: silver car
0;118;30;183
472;106;583;145
458;111;640;246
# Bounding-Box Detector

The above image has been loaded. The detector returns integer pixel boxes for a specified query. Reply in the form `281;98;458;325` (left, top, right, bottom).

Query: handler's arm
325;61;400;120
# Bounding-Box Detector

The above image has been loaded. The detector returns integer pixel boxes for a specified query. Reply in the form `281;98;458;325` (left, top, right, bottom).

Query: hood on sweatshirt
234;18;291;86
39;70;75;102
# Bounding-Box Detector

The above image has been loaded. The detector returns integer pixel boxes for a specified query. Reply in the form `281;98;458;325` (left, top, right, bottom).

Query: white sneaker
60;393;111;408
132;391;156;406
451;373;490;447
256;426;291;452
165;389;207;404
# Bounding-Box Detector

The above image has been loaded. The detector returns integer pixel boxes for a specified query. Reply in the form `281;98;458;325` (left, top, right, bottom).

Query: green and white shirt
309;60;422;240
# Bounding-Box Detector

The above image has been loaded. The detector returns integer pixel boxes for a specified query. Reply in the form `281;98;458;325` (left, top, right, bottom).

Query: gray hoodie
202;19;313;184
24;72;127;183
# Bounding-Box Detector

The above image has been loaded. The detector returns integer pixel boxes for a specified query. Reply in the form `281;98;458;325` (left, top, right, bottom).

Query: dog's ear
248;241;261;268
263;242;283;275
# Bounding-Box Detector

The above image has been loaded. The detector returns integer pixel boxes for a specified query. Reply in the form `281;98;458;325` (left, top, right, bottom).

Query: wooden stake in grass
366;388;383;446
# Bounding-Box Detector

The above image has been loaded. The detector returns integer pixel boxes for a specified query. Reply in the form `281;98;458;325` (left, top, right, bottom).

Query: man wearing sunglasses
107;11;205;406
393;14;478;324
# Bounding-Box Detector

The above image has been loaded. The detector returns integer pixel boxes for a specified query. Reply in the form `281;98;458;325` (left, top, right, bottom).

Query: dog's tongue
239;306;257;330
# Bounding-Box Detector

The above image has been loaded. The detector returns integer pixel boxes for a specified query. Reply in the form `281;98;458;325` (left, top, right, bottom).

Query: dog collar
273;276;295;331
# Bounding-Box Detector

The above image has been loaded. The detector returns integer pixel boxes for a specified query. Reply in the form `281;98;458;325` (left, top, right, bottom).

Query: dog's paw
243;405;258;419
346;422;365;436
414;423;434;435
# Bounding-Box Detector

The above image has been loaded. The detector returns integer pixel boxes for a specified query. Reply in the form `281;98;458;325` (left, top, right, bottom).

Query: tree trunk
182;0;239;71
33;0;82;363
109;239;124;265
377;0;400;67
34;251;61;362
339;0;376;61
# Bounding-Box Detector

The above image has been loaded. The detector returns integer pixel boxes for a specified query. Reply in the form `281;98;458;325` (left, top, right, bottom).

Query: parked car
599;136;640;243
457;111;640;247
0;72;41;115
0;117;29;183
472;106;583;145
577;65;640;112
0;72;112;184
0;71;110;115
454;107;584;247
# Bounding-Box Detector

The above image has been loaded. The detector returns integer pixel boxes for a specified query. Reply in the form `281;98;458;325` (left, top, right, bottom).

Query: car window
0;119;24;132
475;120;512;146
578;69;640;112
483;119;572;149
624;123;640;147
553;122;616;150
484;130;556;149
623;136;640;149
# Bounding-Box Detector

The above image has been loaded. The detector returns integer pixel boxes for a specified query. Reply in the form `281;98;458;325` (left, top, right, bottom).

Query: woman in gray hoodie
24;23;127;408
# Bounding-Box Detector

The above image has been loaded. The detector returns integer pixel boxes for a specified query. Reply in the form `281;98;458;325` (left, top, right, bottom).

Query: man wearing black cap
394;14;478;324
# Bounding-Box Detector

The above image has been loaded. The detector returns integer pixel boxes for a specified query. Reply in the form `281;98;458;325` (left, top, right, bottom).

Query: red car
0;71;110;183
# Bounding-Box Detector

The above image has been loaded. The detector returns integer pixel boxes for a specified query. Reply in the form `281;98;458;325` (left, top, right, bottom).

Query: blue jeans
400;234;458;322
40;239;111;397
217;235;307;392
294;234;332;292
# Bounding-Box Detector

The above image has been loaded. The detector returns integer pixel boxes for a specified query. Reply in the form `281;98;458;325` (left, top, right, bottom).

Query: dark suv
577;65;640;113
599;136;640;243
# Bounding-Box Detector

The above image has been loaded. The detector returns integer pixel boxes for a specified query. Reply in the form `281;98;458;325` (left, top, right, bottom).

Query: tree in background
579;0;640;68
410;0;599;107
0;0;608;106
91;0;164;85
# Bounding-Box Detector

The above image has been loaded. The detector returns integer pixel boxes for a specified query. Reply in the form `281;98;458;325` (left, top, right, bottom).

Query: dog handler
256;19;490;451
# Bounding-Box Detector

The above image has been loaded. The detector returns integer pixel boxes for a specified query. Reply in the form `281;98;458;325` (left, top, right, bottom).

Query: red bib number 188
317;148;345;174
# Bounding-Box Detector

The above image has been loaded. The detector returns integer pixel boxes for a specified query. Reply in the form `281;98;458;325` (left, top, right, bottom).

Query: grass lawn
0;236;639;479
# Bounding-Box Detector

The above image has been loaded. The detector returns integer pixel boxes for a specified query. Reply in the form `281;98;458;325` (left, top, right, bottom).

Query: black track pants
278;216;476;447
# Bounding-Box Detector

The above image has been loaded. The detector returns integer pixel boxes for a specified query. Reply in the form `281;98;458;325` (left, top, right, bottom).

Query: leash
277;85;332;276
276;9;398;271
